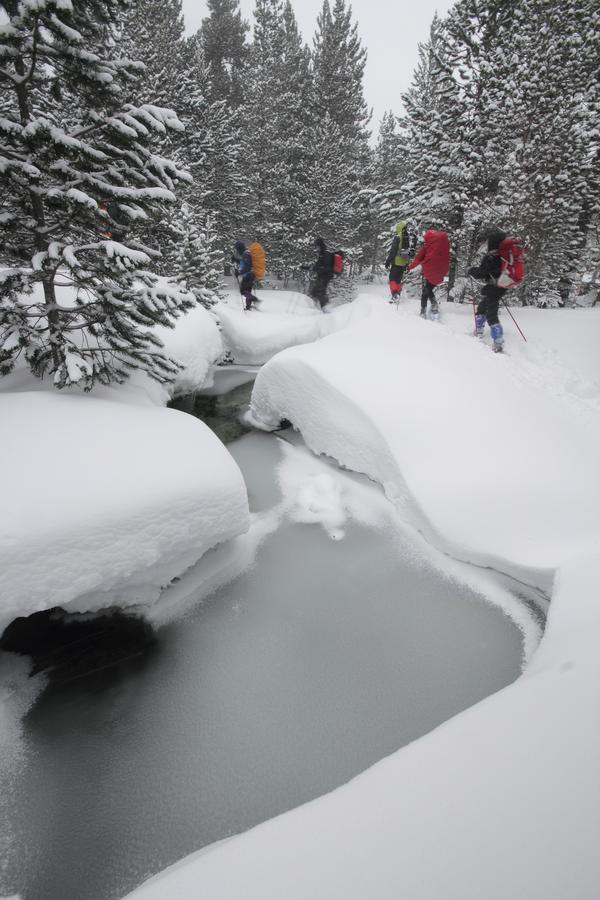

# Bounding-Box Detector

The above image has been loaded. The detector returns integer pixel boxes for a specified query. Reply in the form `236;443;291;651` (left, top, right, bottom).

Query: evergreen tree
308;0;371;262
121;1;244;276
0;0;194;389
123;0;186;108
497;0;600;301
361;111;408;273
173;203;223;305
244;0;313;275
200;0;249;108
312;0;370;150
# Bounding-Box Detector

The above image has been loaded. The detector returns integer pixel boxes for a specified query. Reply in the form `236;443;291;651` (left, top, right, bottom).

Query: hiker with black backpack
468;227;525;352
310;237;334;309
384;221;416;302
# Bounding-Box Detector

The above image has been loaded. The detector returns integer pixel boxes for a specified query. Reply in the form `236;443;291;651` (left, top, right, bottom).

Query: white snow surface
125;297;600;900
0;287;249;632
250;300;600;591
0;391;249;632
215;289;378;365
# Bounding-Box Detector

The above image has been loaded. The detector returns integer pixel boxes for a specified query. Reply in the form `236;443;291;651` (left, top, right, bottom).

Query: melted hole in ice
0;608;158;689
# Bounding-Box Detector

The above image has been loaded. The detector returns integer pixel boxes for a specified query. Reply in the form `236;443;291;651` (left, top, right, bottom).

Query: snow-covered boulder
249;304;600;592
0;391;249;632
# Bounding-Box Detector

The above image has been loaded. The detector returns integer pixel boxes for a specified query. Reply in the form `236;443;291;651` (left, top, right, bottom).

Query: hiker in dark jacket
233;239;260;311
468;227;506;351
310;237;333;309
385;221;415;301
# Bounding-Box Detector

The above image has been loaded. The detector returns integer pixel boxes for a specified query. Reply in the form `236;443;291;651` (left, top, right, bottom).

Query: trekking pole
233;269;244;312
501;298;527;342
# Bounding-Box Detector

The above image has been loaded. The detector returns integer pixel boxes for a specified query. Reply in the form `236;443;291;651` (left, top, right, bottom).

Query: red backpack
497;237;525;289
331;251;344;275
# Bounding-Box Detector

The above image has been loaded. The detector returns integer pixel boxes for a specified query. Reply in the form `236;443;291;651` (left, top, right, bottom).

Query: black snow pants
420;279;438;313
311;273;332;309
476;284;506;326
240;271;257;310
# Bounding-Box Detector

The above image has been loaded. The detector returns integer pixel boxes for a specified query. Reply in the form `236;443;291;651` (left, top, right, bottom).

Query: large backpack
497;237;525;289
249;241;266;280
331;251;344;275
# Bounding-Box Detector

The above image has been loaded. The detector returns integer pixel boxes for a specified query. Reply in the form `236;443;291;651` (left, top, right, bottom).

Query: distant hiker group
231;221;524;353
385;221;525;352
232;235;344;312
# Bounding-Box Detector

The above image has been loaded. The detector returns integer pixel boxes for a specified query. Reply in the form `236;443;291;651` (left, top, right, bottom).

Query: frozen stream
0;385;541;900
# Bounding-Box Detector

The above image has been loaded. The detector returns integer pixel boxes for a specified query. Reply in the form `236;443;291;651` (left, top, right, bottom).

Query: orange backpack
249;241;266;280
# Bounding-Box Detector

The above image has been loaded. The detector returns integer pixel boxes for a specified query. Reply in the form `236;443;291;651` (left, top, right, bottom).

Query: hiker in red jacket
408;228;450;318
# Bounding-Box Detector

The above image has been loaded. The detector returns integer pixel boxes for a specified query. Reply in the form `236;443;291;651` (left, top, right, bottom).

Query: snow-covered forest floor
3;279;598;899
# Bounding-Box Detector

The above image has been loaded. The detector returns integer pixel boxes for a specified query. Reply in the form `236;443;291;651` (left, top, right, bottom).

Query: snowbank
216;291;380;365
123;550;600;900
249;303;600;591
0;391;249;632
154;302;223;397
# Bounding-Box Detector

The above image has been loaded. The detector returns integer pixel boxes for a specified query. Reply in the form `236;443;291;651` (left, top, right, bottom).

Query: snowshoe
493;342;504;353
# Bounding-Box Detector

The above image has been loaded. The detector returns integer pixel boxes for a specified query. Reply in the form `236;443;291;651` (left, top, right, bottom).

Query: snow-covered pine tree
429;0;599;303
122;0;186;109
178;35;248;262
494;0;600;302
243;0;313;277
173;203;223;306
121;1;245;279
402;16;466;235
0;0;194;389
309;0;371;262
200;0;249;109
361;111;408;274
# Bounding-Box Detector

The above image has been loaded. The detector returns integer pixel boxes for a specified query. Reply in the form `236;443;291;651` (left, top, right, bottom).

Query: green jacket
385;222;411;267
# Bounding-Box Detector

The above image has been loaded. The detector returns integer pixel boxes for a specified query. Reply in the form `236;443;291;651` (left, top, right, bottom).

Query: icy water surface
1;431;535;900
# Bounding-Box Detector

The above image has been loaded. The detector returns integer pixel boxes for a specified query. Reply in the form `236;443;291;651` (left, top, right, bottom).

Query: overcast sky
181;0;455;137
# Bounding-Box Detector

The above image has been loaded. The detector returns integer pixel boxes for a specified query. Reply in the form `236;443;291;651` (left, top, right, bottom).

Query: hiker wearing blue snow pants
468;228;506;351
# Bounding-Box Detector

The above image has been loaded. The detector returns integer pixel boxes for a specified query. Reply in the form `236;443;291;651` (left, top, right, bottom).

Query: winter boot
419;306;427;318
474;314;486;337
389;290;400;304
490;322;504;352
429;301;440;321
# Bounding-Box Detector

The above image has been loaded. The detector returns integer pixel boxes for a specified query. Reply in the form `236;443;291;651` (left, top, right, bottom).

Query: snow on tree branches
0;0;197;389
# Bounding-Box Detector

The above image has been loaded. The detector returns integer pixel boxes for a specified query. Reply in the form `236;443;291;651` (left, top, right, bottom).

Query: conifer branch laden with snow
0;0;197;389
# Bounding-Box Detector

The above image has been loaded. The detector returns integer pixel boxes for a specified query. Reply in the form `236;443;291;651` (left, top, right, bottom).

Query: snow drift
0;391;249;633
249;304;600;591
